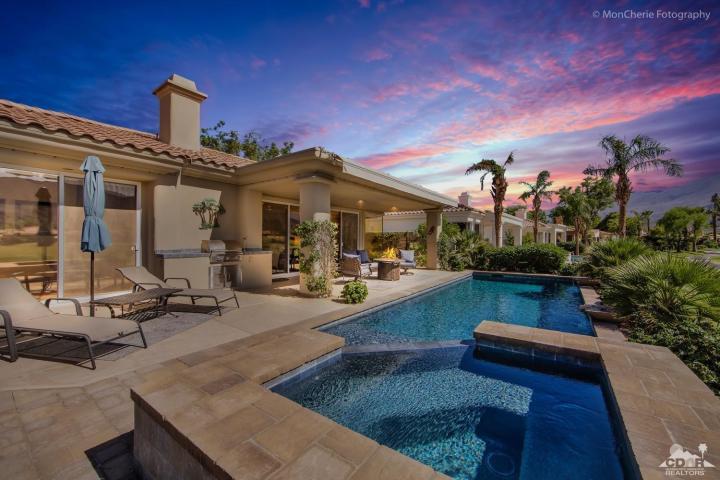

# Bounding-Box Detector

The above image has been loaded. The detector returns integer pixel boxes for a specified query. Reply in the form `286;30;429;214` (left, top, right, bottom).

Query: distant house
382;192;568;247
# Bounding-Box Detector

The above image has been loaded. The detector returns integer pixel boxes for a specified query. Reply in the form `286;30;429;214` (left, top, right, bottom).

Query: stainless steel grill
202;240;242;288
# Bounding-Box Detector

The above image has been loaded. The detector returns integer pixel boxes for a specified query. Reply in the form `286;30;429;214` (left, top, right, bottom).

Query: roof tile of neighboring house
384;205;481;215
0;99;254;169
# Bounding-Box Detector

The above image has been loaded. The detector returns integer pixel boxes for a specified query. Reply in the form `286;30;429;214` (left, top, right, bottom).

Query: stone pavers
474;321;720;480
0;271;465;479
129;327;450;479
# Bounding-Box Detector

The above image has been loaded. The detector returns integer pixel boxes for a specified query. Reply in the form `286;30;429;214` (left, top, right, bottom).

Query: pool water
273;346;624;480
323;275;594;344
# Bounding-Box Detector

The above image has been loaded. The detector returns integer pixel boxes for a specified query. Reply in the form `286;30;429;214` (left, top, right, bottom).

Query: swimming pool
323;274;594;344
273;345;625;480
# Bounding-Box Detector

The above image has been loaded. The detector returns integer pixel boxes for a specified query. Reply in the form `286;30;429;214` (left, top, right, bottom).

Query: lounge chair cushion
11;314;139;342
175;289;237;302
0;278;56;320
118;267;236;303
116;266;169;288
0;279;139;342
357;249;371;264
399;250;415;262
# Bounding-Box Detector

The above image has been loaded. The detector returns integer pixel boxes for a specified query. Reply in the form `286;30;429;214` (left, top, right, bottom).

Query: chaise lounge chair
117;266;239;315
0;279;146;369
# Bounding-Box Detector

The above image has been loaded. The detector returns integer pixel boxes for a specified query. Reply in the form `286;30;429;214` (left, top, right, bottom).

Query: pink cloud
372;82;414;101
358;0;370;7
355;144;459;169
363;47;392;62
250;56;267;70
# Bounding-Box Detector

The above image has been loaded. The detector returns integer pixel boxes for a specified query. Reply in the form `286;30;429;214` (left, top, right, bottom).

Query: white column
297;177;332;222
425;210;442;269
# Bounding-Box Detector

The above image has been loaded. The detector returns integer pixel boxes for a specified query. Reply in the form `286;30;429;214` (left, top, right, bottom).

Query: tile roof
0;99;254;169
384;205;483;215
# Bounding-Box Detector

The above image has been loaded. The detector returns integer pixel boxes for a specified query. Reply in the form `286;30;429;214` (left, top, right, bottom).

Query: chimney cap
153;74;207;102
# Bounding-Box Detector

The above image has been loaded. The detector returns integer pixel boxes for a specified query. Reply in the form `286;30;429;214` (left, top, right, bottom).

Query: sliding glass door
263;203;289;274
0;169;59;299
331;210;359;256
0;167;140;298
63;177;138;296
341;212;359;253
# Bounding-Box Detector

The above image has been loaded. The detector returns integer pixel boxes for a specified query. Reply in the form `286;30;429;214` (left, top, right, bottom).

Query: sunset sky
2;0;718;213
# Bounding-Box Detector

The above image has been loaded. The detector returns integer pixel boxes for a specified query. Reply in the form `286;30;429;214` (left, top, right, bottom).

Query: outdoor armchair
398;249;416;274
116;266;239;315
340;254;374;280
0;278;146;369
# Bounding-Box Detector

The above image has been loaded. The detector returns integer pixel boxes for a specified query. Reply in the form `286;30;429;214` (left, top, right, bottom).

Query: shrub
341;280;369;304
577;238;651;280
602;254;720;393
439;230;489;271
487;243;567;273
558;263;578;276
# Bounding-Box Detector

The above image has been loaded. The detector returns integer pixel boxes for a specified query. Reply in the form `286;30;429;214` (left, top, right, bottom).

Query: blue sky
2;0;718;212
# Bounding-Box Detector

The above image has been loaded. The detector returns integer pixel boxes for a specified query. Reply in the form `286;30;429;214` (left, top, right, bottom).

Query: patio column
297;176;332;222
425;209;442;269
512;224;522;246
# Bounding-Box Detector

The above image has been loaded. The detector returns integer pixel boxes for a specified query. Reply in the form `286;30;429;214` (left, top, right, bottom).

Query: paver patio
0;270;465;479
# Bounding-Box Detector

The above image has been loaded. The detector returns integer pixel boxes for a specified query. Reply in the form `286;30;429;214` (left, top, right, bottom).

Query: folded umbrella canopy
81;155;112;315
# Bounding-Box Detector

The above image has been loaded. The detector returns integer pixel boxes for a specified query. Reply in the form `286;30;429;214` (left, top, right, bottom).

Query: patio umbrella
80;155;111;316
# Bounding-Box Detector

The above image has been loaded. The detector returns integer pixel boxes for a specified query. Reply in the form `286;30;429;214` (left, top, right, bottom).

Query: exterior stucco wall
382;214;424;233
153;173;239;252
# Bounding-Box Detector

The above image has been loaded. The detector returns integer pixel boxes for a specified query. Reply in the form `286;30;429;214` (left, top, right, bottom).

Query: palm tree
465;152;514;247
711;193;720;242
519;170;555;243
556;186;591;255
632;210;653;237
584;135;682;238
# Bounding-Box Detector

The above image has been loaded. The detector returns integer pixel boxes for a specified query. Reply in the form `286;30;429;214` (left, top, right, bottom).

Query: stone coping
130;326;450;479
474;321;720;480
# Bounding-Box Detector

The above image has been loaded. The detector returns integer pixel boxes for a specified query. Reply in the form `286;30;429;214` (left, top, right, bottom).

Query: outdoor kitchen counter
155;250;272;289
155;249;273;258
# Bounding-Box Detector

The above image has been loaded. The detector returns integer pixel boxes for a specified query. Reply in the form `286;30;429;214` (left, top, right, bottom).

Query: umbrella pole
90;251;95;317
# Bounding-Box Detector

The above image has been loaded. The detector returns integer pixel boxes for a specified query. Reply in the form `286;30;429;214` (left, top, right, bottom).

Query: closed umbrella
81;155;112;316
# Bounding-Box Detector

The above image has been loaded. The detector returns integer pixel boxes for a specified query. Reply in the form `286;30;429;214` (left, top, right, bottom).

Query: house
383;192;525;246
382;192;569;247
0;74;456;298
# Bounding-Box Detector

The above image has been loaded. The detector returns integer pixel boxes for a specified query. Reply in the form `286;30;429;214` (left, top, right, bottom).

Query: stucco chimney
153;74;207;151
554;215;564;225
515;207;527;219
458;192;472;207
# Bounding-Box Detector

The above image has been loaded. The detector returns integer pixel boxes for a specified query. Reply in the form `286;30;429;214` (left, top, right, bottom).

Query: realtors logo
659;443;714;476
